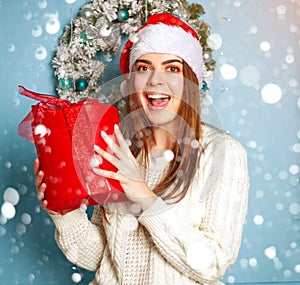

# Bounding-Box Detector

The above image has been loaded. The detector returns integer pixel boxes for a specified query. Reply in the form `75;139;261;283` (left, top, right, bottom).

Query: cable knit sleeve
138;135;250;283
50;205;106;271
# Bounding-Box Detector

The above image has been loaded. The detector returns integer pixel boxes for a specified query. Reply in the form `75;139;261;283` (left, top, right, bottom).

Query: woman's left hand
93;124;157;211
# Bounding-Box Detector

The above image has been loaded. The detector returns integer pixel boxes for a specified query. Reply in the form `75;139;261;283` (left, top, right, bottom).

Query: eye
136;65;149;72
166;65;181;73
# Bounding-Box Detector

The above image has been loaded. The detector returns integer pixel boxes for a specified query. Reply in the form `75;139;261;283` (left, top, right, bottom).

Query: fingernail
92;168;102;175
94;144;101;151
37;191;44;201
101;130;107;137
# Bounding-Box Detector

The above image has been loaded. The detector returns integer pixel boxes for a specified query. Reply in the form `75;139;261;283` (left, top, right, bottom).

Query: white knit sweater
50;124;250;285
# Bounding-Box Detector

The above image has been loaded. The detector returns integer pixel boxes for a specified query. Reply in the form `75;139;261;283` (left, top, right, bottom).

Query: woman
35;13;249;285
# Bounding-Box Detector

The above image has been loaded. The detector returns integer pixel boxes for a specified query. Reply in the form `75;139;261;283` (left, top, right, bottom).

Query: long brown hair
121;61;202;203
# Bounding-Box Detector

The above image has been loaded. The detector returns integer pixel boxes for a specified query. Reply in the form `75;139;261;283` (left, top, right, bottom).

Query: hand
93;124;157;211
33;158;58;215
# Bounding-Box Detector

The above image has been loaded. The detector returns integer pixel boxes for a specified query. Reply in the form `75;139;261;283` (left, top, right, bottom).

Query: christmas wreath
51;0;216;103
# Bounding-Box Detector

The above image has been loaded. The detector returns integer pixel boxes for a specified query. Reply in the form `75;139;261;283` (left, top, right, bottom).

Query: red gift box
18;85;126;214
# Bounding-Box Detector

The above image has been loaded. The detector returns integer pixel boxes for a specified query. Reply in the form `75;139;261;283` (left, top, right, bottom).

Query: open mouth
146;93;171;109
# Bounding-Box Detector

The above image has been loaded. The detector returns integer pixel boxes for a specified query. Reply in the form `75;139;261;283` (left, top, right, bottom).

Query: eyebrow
135;58;183;66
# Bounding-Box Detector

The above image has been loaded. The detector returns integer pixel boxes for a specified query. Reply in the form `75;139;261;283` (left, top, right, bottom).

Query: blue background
0;0;299;284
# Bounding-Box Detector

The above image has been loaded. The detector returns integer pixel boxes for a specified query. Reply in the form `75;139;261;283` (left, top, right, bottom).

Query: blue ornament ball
75;78;88;92
201;80;208;92
81;32;87;41
80;32;92;43
117;9;129;22
58;77;72;90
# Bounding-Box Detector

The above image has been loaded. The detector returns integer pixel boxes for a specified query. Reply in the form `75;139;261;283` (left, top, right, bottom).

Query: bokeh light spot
71;272;82;283
278;171;288;180
260;41;271;52
249;25;258;34
265;246;277;259
45;14;60;35
34;124;47;137
35;46;48;61
290;24;297;33
264;173;272;181
253;215;264;225
163;150;175;161
275;203;284;211
220;64;237;80
38;0;47;9
249;258;258;267
8;44;15;53
129;203;142;215
21;213;32;225
16;223;27;235
285;54;295;64
3;188;20;206
292;143;300;153
24;11;32;21
4;161;12;169
240;258;248;268
248;140;257;149
32;25;43;37
207;33;223;50
276;4;287;16
89;154;103;168
1;202;16;220
289;203;300;215
28;274;35;283
289;164;299;175
289;78;298;88
0;226;6;237
186;242;213;270
261;83;282;104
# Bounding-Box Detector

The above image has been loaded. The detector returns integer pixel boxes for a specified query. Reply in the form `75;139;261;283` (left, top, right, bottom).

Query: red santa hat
120;13;203;85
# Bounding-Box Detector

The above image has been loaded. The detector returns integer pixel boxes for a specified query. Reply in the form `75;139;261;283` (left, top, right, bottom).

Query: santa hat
120;13;203;85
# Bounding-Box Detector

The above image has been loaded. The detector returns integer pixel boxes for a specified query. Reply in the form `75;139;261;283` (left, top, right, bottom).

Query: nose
147;70;164;87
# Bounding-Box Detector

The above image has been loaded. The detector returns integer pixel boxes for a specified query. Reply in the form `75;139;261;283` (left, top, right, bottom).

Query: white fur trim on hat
129;23;203;84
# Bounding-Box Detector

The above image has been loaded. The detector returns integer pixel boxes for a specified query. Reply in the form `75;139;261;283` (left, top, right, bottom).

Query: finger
40;199;48;210
40;197;57;215
37;183;46;200
93;145;119;167
113;125;138;165
33;158;40;175
37;190;45;201
92;168;127;183
101;130;122;155
35;170;44;188
114;124;130;152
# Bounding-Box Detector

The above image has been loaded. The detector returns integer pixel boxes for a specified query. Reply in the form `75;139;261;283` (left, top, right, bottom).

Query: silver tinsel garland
52;0;216;103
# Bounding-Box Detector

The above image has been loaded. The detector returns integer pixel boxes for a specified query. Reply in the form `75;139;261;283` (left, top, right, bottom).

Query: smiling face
122;51;202;204
132;53;184;127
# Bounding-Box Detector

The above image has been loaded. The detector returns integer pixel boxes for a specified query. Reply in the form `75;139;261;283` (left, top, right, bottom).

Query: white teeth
147;94;169;99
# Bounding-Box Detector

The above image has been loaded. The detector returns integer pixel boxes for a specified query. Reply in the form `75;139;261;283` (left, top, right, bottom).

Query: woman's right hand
34;158;53;212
